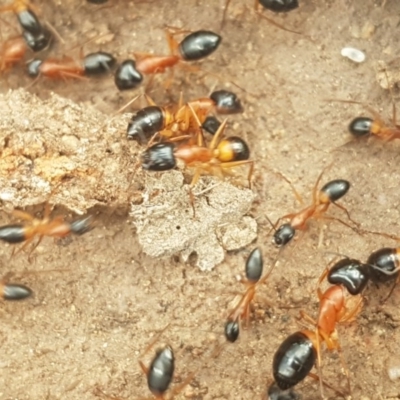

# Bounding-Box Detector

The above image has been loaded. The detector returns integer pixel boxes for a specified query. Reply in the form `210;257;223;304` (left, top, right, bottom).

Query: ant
270;166;359;247
127;90;243;144
26;51;116;80
336;99;400;142
141;118;253;216
222;0;300;34
114;28;221;91
0;198;94;258
225;248;275;342
95;325;201;400
297;259;365;398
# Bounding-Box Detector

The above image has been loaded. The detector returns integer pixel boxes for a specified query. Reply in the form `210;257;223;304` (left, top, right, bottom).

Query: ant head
70;216;95;236
27;59;43;78
367;247;399;283
210;90;243;114
348;117;373;137
114;59;143;91
267;382;300;400
245;247;263;282
202;116;221;135
23;28;52;52
179;30;221;61
327;258;370;295
273;224;295;247
127;106;164;143
224;320;239;343
320;179;350;202
141;143;177;171
259;0;299;12
218;137;250;162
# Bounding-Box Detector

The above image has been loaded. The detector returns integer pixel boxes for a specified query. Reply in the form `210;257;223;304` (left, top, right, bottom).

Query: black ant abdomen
218;137;250;162
210;90;243;114
0;225;26;244
148;346;175;395
127;106;165;142
224;320;240;342
320;179;350;203
3;283;32;300
348;117;373;137
245;247;263;283
179;31;221;61
17;8;42;35
273;330;317;390
84;52;116;75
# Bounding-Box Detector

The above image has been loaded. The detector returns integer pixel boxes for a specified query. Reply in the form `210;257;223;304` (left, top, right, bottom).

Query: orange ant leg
11;209;34;221
330;201;360;227
312;163;333;205
319;215;361;235
221;0;232;28
220;160;254;189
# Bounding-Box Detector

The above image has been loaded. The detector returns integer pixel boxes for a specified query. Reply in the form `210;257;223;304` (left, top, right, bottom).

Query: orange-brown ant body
271;167;358;246
115;29;221;90
225;248;274;342
0;201;94;257
0;35;27;72
348;105;400;142
298;261;364;397
27;51;116;79
141;118;253;215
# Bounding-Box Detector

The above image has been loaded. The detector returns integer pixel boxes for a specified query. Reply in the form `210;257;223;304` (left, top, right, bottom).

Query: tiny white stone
341;47;366;63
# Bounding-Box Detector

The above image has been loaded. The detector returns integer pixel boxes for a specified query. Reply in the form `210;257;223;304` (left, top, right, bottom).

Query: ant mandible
0;198;94;258
114;28;221;91
270;166;359;247
26;51;116;80
141;117;253;216
127;90;243;144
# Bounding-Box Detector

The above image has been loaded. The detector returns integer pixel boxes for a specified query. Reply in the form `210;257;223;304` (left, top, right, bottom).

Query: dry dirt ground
1;0;400;399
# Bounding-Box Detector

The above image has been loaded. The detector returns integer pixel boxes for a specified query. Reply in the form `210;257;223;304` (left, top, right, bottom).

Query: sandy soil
1;0;400;399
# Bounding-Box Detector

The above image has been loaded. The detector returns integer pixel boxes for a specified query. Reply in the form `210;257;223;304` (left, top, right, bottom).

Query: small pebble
341;47;366;63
